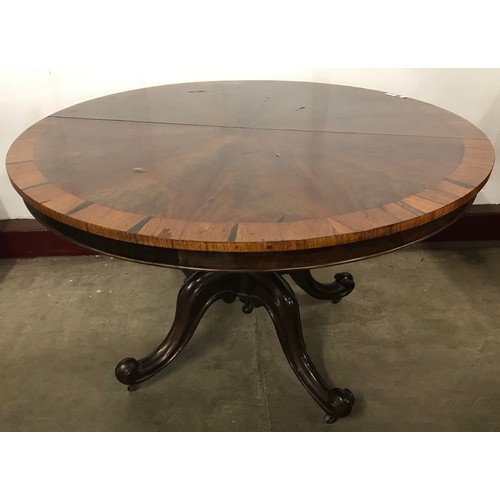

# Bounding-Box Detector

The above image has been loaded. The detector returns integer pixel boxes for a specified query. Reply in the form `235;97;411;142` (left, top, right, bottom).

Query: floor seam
254;313;272;431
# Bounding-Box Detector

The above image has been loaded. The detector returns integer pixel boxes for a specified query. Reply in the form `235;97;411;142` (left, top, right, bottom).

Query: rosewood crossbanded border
6;81;495;422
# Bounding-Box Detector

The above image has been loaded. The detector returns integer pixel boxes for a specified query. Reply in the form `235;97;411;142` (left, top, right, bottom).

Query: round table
6;81;495;422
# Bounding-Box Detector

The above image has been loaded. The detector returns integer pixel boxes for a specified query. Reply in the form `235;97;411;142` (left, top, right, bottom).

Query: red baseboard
1;205;499;259
425;204;500;242
0;219;98;258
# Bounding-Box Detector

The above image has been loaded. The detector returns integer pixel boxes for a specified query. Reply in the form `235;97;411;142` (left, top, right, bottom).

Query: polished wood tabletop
6;81;495;270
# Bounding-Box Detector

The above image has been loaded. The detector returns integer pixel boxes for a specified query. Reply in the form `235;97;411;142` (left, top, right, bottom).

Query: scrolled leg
116;270;355;422
246;273;355;422
287;270;355;303
115;272;239;386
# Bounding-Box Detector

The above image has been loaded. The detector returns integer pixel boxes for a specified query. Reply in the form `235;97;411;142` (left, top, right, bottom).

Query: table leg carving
115;272;239;387
116;270;354;422
287;270;355;303
247;273;355;422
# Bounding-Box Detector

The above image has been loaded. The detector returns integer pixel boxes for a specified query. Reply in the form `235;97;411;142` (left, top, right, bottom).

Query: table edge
25;200;474;271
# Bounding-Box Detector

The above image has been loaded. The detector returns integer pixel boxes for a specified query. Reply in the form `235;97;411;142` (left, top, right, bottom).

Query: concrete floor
0;244;499;431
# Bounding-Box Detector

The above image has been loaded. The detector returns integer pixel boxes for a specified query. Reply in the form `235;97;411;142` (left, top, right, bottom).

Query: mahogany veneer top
6;81;495;255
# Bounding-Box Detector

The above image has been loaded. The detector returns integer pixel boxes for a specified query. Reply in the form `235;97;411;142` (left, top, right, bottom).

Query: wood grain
6;81;495;269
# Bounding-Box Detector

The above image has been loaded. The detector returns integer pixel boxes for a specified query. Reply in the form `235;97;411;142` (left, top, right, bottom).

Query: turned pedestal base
115;270;355;423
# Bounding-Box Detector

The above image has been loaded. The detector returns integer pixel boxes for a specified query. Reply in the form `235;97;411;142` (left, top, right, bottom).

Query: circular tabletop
6;81;495;271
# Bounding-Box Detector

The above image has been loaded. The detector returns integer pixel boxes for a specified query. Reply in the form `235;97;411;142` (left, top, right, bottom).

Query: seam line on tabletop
6;160;36;166
49;115;485;141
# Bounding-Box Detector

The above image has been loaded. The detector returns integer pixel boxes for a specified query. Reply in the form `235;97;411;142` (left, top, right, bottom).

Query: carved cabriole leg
115;272;238;387
116;271;354;422
287;270;355;303
247;273;354;422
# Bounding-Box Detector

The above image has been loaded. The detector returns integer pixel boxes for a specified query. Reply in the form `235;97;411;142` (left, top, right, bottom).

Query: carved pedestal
116;270;355;422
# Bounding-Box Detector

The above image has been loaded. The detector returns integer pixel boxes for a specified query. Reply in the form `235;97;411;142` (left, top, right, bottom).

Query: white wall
1;68;499;219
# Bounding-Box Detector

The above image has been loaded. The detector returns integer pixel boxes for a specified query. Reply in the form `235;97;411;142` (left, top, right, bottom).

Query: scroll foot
245;273;355;421
115;272;239;386
287;270;355;303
